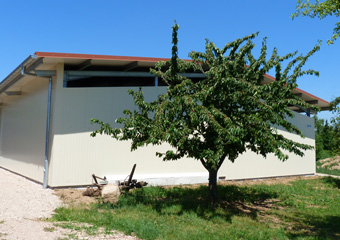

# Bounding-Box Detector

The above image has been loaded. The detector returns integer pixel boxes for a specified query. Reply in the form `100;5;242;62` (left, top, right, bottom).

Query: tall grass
52;177;340;240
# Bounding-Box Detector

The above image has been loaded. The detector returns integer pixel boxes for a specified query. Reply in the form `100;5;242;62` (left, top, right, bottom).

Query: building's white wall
48;63;316;187
219;112;315;180
48;64;206;186
0;77;48;182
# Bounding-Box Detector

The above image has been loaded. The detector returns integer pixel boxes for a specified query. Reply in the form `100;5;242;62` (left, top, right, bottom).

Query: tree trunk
208;169;218;204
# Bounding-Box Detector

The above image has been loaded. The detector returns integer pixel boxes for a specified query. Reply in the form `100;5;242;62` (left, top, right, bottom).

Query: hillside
317;156;340;176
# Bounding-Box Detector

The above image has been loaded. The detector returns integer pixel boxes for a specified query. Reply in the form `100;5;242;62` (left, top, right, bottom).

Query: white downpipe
43;77;52;188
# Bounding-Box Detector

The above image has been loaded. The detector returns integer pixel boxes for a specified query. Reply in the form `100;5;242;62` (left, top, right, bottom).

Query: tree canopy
292;1;340;158
292;0;340;44
330;97;340;154
91;24;320;202
314;116;336;159
314;97;340;160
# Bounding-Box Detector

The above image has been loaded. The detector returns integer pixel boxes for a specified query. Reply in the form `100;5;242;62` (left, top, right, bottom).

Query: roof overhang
0;51;330;113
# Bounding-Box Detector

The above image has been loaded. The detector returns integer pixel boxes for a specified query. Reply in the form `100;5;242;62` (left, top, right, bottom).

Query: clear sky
0;1;338;120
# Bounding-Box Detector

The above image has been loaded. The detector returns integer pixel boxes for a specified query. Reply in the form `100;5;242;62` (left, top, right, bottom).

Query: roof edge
264;73;330;105
0;55;40;93
35;52;170;63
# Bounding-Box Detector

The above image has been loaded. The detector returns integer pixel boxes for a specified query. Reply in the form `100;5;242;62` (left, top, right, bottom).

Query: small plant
43;226;56;232
57;233;79;240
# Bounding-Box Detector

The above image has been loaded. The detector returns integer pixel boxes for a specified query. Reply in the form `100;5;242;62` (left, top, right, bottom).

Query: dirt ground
220;174;319;186
55;175;320;206
54;188;98;206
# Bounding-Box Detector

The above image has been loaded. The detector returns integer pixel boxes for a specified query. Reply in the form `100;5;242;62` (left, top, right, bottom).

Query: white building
0;52;329;187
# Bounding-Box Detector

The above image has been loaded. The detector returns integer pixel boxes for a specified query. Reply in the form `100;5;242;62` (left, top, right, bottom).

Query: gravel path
0;167;136;240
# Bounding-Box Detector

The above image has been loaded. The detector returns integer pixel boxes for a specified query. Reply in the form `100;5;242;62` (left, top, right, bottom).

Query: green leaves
91;23;319;175
171;23;179;79
292;0;340;44
329;97;340;154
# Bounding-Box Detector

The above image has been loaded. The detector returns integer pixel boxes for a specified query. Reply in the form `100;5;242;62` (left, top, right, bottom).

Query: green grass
43;226;56;232
51;177;340;240
316;161;340;176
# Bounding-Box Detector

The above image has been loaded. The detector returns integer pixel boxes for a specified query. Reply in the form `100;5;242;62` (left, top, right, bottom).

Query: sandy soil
54;188;98;206
0;167;136;240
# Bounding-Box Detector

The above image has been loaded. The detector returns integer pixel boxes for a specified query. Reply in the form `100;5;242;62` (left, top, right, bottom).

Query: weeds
43;227;56;232
317;160;340;176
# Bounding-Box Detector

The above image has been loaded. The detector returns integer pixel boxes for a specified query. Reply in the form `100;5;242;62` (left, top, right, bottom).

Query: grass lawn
317;164;340;176
52;176;340;240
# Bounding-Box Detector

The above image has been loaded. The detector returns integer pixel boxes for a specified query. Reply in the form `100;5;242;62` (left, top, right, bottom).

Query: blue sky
0;1;338;120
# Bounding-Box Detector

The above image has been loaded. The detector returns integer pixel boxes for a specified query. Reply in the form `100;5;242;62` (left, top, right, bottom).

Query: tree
315;116;326;159
314;116;336;159
91;24;320;202
292;0;340;44
330;96;340;154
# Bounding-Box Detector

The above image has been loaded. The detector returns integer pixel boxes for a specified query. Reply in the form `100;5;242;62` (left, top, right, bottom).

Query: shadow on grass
114;184;279;222
285;213;340;239
309;215;340;239
320;176;340;189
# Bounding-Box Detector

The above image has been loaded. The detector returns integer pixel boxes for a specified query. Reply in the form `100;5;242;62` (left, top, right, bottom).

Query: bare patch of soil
55;175;320;207
55;188;98;206
220;175;319;186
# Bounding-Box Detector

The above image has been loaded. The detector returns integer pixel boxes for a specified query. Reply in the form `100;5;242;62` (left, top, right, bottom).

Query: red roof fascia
295;87;330;105
35;52;170;62
263;73;329;105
